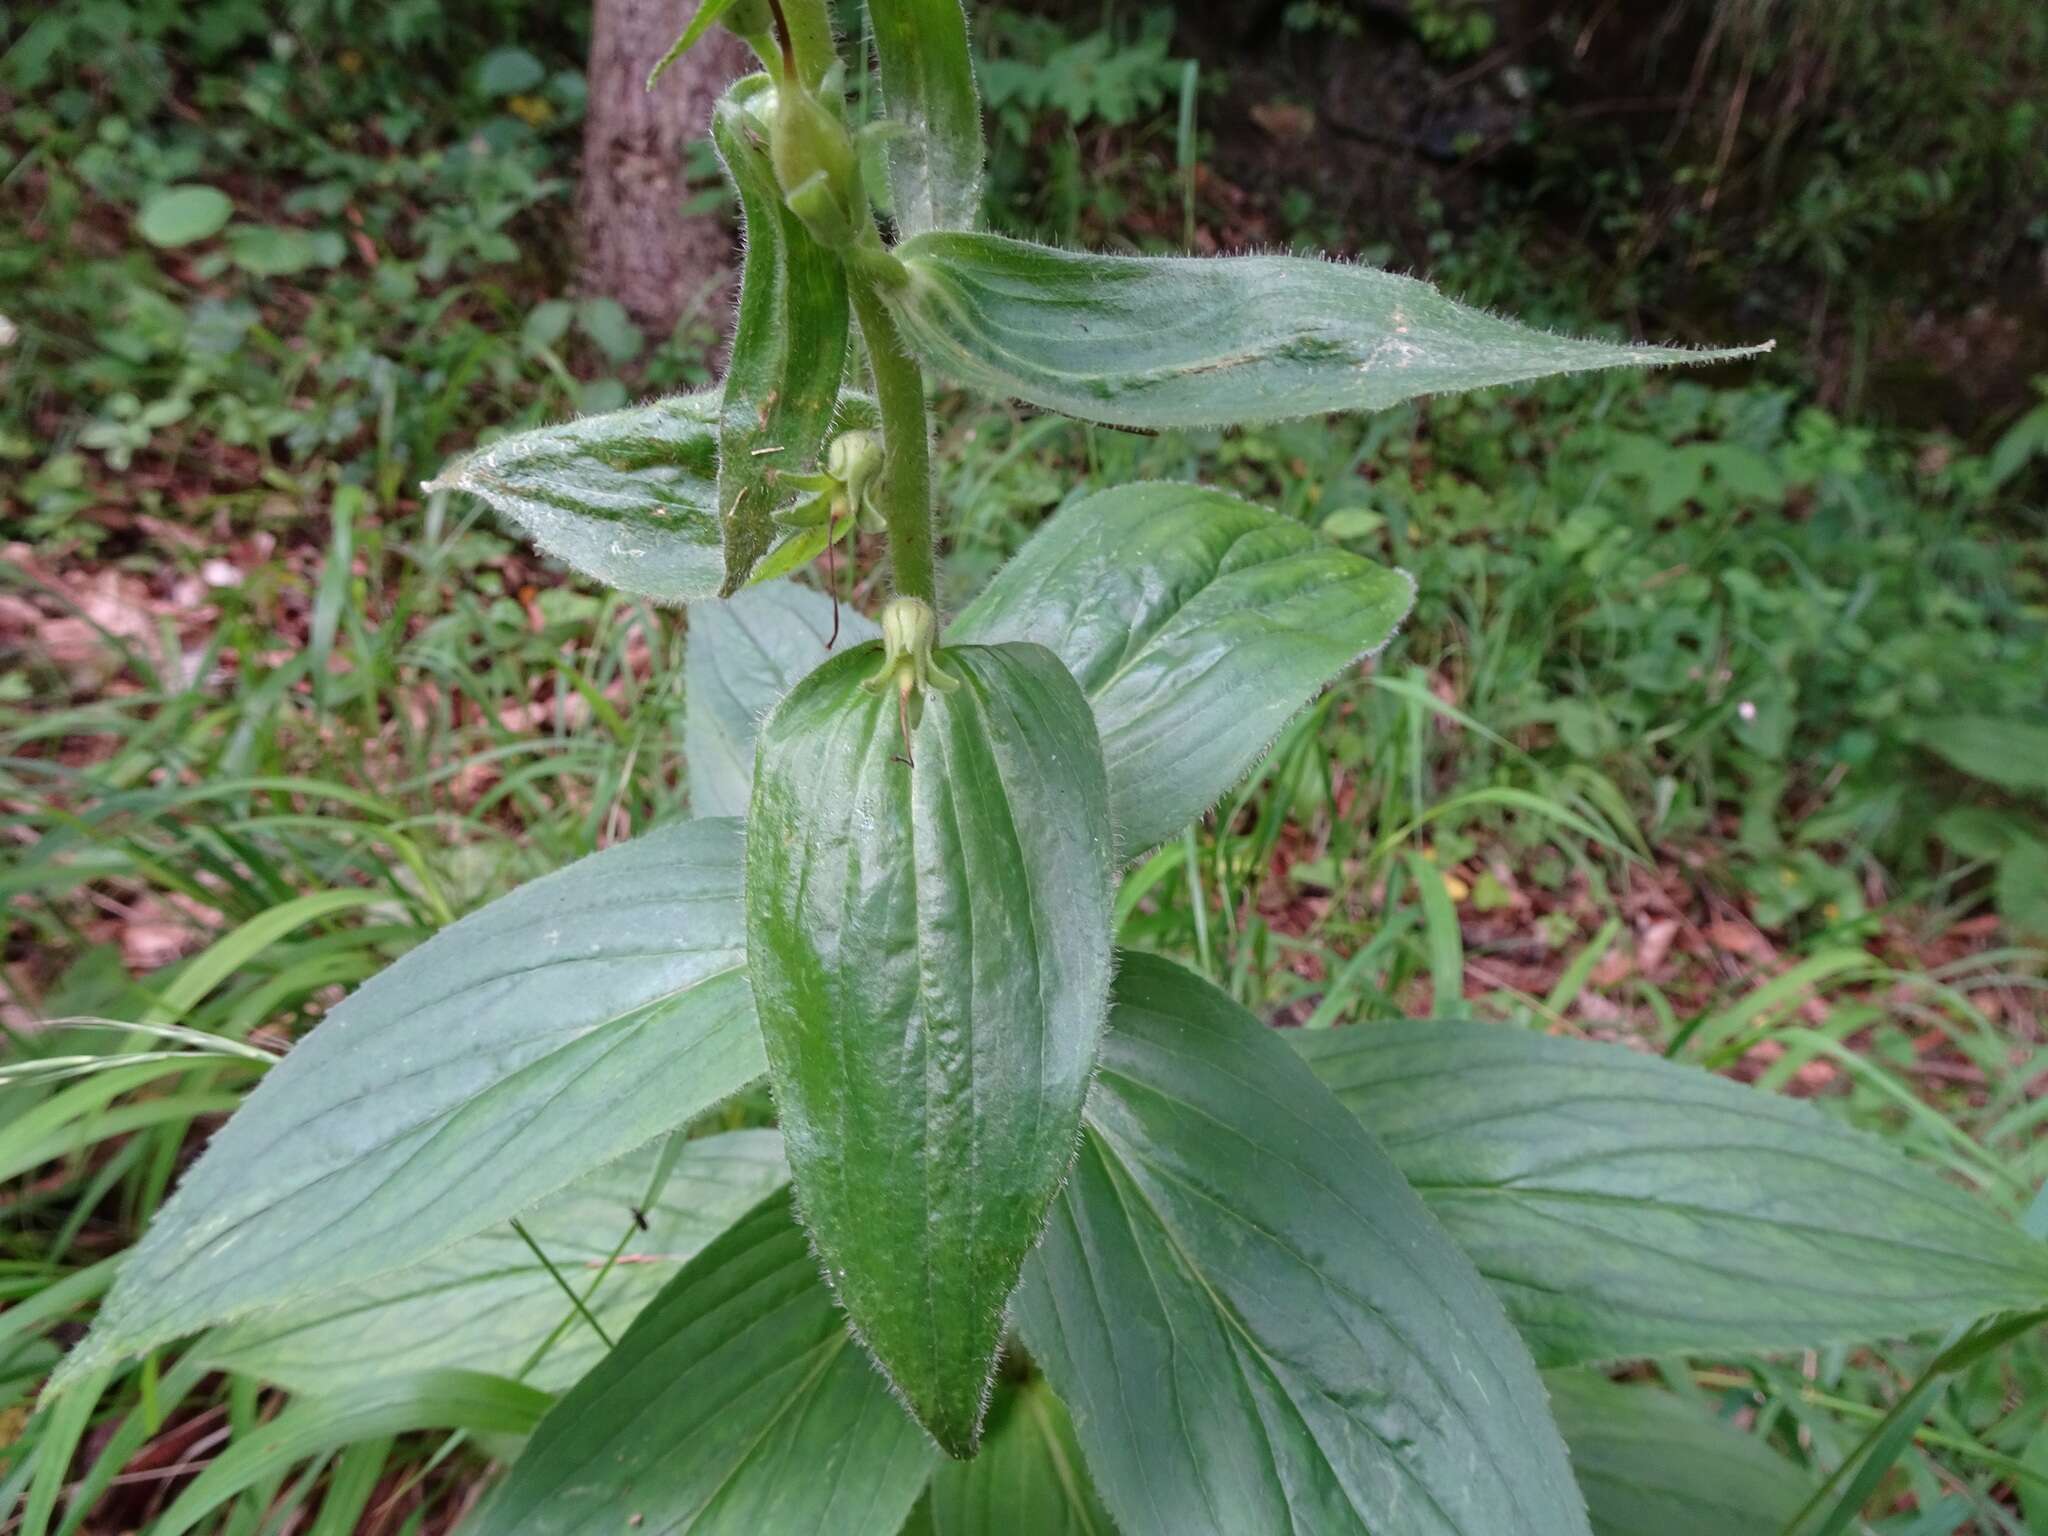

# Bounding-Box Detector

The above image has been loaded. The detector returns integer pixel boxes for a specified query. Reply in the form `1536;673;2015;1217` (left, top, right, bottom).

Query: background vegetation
4;0;2047;1530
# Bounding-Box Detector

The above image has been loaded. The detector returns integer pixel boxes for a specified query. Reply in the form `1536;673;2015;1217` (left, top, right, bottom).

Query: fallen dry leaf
1705;918;1771;958
1636;917;1681;975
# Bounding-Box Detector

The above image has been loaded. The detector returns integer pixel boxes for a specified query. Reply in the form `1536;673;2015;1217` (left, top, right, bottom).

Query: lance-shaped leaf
884;232;1770;430
202;1132;789;1393
1014;953;1591;1536
684;581;879;818
1294;1020;2048;1365
475;1190;936;1536
50;818;766;1393
950;482;1414;852
425;391;726;601
747;641;1114;1455
911;1377;1113;1535
1546;1373;1816;1536
712;75;852;593
868;0;984;235
647;0;754;90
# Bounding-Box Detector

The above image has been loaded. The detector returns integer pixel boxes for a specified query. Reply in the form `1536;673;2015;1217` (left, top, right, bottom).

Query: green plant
21;5;2048;1536
1410;0;1496;61
1517;0;2048;412
973;6;1192;240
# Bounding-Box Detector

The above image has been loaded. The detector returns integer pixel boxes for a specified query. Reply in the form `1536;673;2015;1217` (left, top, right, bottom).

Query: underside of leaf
426;391;725;602
888;231;1770;429
50;818;764;1393
1296;1020;2048;1363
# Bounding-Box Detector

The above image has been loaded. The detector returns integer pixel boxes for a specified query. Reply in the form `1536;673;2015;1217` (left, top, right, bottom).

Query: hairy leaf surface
1547;1373;1815;1536
951;482;1413;851
478;1192;933;1536
1014;953;1591;1536
425;391;725;601
747;641;1114;1455
684;581;879;818
868;0;984;235
53;819;765;1391
712;76;852;592
202;1133;788;1393
913;1378;1111;1535
887;233;1768;429
1295;1020;2048;1363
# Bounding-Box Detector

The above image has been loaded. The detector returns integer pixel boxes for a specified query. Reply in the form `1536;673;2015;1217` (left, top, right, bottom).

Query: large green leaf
1294;1020;2048;1365
475;1190;936;1536
1546;1372;1816;1536
50;818;765;1392
746;641;1114;1455
950;482;1414;852
868;0;984;235
683;581;879;818
711;75;852;594
201;1132;788;1393
885;232;1769;429
915;1377;1113;1535
1014;952;1591;1536
427;391;726;601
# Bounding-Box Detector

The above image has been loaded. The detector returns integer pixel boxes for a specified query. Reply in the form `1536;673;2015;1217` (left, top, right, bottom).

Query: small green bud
771;81;861;248
826;431;878;483
863;597;960;701
827;430;883;514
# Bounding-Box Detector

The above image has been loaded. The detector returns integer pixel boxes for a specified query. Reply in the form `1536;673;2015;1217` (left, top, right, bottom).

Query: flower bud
771;82;860;248
864;596;960;701
827;430;883;511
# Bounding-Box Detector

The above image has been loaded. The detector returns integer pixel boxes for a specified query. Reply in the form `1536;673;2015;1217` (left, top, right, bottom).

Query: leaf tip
421;448;482;498
37;1336;116;1407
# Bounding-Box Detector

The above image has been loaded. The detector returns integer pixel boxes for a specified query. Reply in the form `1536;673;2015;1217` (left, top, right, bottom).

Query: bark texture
577;1;751;337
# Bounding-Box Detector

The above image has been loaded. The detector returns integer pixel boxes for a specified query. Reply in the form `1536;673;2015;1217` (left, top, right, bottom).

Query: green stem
510;1217;615;1350
1689;1370;2048;1487
765;0;835;89
848;257;935;605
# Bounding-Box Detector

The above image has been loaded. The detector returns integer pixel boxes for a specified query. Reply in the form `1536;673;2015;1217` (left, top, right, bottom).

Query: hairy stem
848;257;935;605
764;0;836;89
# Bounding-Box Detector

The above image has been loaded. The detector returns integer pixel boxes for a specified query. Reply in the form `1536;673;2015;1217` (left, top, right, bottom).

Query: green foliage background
3;0;2047;1531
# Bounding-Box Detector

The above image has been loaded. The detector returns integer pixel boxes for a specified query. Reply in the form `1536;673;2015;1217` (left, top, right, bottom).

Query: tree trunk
577;0;751;338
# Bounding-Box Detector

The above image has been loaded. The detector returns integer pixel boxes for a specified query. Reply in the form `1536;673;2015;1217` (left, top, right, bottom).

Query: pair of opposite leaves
740;459;1441;1454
